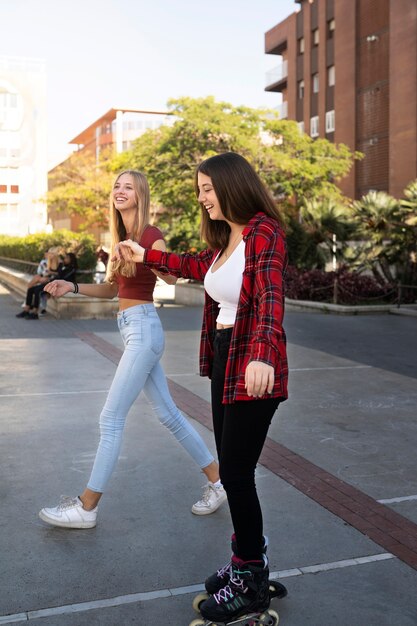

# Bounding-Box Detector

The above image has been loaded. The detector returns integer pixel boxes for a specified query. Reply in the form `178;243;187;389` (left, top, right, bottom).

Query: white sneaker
39;496;97;529
192;482;227;515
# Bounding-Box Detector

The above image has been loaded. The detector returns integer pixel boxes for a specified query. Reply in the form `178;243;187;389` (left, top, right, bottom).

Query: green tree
288;197;356;269
260;119;362;205
47;150;115;230
351;190;416;286
115;97;357;251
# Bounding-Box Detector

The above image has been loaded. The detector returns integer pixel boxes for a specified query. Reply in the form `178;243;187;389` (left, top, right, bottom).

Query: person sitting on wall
16;251;77;320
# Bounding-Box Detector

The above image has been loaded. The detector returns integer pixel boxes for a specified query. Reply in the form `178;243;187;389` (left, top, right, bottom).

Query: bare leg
202;460;220;483
80;488;102;510
80;460;220;511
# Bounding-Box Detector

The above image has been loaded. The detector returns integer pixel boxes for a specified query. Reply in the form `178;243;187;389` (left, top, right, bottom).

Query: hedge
0;230;97;272
285;266;398;305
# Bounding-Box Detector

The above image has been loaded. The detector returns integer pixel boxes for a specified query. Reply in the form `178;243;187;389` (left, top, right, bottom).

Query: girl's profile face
113;173;137;212
197;172;225;222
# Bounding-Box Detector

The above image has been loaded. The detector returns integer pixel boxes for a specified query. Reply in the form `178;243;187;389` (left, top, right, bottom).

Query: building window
10;185;19;193
297;121;305;134
328;65;335;87
325;110;335;133
298;80;305;99
312;73;319;93
298;37;305;54
327;19;335;39
312;29;319;46
310;116;319;138
0;184;6;193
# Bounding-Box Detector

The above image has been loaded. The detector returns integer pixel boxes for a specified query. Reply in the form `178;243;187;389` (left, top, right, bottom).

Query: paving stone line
0;553;395;625
76;332;417;572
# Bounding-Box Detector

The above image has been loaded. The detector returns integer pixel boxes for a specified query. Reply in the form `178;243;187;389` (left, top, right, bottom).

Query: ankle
79;496;97;511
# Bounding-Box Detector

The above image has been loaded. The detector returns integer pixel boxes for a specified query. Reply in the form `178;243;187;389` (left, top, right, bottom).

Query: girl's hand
112;240;145;263
245;361;275;398
44;280;74;298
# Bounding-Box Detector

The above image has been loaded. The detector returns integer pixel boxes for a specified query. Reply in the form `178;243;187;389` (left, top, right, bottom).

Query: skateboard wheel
192;592;209;613
260;609;279;625
269;580;288;599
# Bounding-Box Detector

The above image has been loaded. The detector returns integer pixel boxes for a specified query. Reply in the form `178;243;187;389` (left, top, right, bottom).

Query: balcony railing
275;101;288;119
265;60;288;87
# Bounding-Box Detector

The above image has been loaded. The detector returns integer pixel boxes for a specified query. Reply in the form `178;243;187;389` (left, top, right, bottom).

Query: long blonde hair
106;170;151;281
47;247;61;271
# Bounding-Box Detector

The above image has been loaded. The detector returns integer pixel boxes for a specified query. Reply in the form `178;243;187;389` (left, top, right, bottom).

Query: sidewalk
1;283;417;626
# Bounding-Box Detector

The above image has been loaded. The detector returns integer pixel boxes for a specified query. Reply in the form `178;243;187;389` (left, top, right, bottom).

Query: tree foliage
115;96;358;250
351;190;417;286
47;150;115;230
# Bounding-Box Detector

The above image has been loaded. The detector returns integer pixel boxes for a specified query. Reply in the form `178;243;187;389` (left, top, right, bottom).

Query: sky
0;0;296;168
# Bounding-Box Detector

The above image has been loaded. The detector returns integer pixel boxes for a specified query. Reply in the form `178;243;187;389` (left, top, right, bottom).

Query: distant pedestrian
113;153;288;623
38;169;225;530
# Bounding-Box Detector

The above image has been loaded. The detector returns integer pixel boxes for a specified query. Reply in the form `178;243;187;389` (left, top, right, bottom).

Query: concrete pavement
1;283;417;625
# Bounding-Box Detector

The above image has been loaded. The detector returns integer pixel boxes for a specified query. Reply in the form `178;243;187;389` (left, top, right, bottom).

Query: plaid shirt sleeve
144;248;214;281
248;224;287;367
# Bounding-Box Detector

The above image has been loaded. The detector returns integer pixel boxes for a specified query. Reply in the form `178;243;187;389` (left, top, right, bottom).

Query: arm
245;228;287;397
44;279;118;299
113;239;213;281
149;238;177;285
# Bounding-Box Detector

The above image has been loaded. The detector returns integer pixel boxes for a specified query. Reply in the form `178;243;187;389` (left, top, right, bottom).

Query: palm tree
299;198;355;269
352;190;415;286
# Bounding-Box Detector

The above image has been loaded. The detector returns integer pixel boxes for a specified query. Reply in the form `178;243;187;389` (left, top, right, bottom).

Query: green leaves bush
0;230;97;271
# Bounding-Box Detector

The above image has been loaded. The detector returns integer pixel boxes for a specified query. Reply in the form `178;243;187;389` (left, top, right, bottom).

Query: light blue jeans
87;303;214;492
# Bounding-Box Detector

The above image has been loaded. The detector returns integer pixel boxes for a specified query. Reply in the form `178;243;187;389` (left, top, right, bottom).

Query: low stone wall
0;265;118;319
174;281;205;306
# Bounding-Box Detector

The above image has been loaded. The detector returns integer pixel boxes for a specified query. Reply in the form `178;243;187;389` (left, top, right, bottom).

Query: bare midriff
216;323;234;329
118;298;153;311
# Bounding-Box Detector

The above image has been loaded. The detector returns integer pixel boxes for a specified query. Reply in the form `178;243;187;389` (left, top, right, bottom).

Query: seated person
40;252;78;316
16;248;62;319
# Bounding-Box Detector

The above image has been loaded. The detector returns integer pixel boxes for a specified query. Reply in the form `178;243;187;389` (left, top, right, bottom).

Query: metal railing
265;60;288;86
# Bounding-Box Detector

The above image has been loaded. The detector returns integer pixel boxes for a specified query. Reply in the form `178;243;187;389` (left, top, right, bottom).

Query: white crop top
204;240;245;325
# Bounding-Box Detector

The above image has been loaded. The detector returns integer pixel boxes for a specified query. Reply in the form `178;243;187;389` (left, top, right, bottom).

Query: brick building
265;0;417;200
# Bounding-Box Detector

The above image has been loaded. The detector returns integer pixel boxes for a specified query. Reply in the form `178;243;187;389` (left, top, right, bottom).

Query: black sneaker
26;312;39;320
16;311;29;318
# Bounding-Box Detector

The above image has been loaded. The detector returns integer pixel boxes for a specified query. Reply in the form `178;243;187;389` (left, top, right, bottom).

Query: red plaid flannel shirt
145;212;288;404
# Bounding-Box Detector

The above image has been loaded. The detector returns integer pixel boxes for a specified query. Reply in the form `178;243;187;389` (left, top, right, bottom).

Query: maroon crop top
115;225;163;301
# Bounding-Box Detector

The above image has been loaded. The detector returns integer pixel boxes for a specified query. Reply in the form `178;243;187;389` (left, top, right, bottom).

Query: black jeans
26;284;45;309
211;328;280;561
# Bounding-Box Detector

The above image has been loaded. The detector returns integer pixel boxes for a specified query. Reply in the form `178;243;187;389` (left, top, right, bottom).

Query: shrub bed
285;266;398;305
0;230;97;273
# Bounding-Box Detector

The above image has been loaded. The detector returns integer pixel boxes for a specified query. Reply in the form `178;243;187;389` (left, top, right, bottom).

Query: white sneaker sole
38;510;96;529
191;496;227;516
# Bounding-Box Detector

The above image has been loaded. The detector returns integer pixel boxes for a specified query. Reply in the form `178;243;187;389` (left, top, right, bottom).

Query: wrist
72;282;79;294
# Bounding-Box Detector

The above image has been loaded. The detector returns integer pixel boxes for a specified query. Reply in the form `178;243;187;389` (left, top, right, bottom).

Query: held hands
112;240;145;263
44;280;74;298
245;361;275;398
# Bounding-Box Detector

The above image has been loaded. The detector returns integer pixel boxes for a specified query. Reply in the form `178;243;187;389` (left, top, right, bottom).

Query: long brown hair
106;170;150;281
195;152;283;250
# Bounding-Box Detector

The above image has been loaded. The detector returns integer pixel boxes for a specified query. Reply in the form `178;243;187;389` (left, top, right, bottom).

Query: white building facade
0;56;48;236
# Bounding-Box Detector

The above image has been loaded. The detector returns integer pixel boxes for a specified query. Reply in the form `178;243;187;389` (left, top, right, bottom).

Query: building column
389;0;417;198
